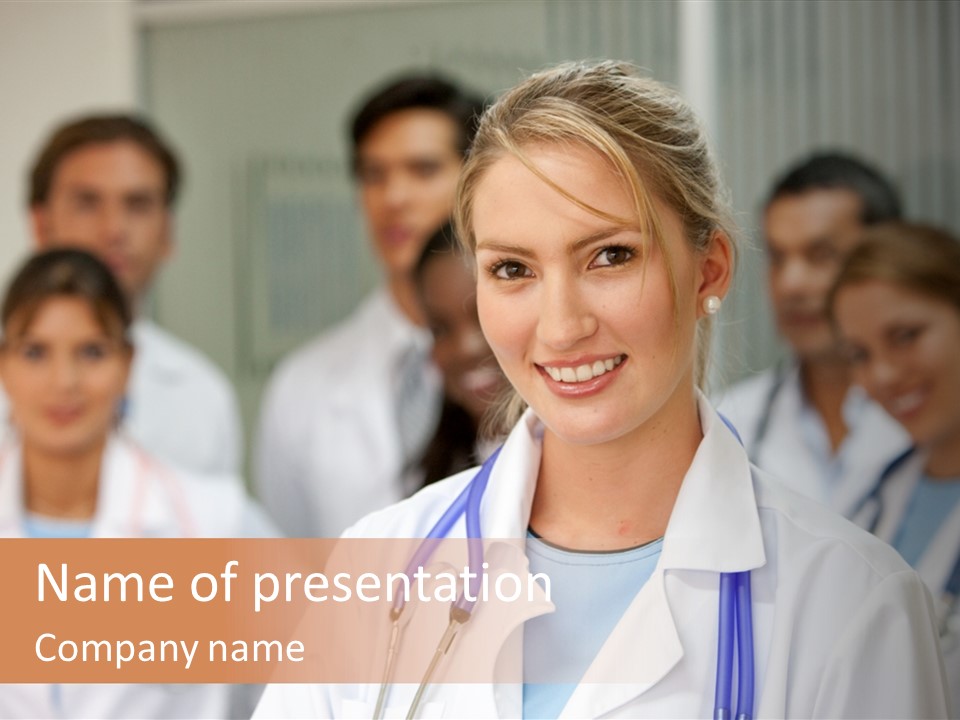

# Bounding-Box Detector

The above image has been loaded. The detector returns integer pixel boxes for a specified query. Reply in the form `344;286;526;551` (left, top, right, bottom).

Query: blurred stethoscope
0;433;195;537
372;434;756;720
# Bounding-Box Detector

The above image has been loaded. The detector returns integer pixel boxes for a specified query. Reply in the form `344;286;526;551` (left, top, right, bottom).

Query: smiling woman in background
0;248;273;718
829;221;960;710
411;222;507;488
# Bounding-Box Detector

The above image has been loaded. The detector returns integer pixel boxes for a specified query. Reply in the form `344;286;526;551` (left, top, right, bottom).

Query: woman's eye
490;260;531;280
592;246;634;268
19;344;46;361
78;343;108;361
891;326;922;347
842;344;868;366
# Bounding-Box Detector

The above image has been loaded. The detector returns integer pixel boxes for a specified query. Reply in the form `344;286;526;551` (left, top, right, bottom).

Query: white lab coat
127;320;243;476
0;433;275;719
255;288;441;538
253;395;949;719
852;450;960;713
717;361;911;517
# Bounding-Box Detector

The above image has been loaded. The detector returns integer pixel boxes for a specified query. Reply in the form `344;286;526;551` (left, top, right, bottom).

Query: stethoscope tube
735;571;755;720
373;448;501;720
713;571;754;720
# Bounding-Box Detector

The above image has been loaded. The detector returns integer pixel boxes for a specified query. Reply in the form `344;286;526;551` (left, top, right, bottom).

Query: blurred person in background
410;222;507;488
718;153;910;517
0;248;273;718
11;114;243;477
255;74;485;537
830;222;960;711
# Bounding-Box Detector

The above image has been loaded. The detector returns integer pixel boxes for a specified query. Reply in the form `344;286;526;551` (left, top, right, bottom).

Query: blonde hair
828;222;960;319
453;60;737;433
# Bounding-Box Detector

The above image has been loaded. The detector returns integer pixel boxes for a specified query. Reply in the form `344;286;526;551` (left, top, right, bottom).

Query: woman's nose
536;276;598;350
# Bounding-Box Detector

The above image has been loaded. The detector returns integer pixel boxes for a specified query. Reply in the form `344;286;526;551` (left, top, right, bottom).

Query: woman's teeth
543;355;624;383
890;390;924;416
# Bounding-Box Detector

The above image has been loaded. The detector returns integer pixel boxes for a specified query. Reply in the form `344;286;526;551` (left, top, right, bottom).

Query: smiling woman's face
471;143;711;448
834;279;960;452
0;296;131;458
419;251;506;424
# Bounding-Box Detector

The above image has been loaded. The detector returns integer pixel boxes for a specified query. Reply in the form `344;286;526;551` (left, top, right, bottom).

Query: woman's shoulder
752;466;911;580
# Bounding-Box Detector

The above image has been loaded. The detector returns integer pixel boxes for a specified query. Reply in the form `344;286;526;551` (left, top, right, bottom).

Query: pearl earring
703;295;722;315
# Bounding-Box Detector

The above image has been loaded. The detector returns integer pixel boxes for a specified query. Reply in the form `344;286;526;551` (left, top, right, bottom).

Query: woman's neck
23;438;105;519
799;356;851;453
530;394;702;552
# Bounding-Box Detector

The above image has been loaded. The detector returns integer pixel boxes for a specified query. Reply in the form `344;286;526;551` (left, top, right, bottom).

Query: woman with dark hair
412;223;506;487
0;248;273;718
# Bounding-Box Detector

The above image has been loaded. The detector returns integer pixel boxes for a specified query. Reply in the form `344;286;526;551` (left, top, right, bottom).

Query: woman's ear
697;230;733;316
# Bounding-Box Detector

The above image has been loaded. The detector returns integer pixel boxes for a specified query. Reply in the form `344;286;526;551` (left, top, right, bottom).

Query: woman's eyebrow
475;226;635;257
569;226;635;252
474;241;535;258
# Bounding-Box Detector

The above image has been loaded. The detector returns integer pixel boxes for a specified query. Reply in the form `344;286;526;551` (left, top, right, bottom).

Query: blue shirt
23;513;93;539
523;533;663;719
893;475;960;567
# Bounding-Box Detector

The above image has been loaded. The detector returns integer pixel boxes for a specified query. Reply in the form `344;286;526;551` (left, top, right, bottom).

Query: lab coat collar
131;319;182;378
0;434;181;538
479;392;766;573
659;392;766;573
369;286;434;360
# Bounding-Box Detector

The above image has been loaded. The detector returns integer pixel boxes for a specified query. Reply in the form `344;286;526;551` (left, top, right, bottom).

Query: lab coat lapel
481;410;543;539
437;540;553;718
441;411;549;717
560;396;766;719
90;435;141;538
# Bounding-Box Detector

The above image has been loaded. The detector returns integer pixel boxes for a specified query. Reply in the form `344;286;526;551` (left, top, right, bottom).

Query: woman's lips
380;226;414;247
536;354;627;398
44;406;85;425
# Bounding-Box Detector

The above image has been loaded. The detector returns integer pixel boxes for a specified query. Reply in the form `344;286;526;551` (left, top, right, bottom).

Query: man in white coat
12;114;243;476
717;153;911;517
255;75;485;537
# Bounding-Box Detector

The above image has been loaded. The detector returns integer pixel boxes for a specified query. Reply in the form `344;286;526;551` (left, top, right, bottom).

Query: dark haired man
256;74;485;537
719;152;911;516
18;114;242;476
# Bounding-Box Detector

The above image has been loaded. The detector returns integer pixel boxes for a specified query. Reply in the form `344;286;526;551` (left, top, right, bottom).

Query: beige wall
0;0;136;289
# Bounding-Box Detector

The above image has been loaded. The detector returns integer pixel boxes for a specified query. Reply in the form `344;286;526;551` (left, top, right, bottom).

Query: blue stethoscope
372;442;755;720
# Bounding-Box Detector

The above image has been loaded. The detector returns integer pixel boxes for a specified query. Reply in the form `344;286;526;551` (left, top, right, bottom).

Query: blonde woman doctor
254;62;948;719
0;248;273;719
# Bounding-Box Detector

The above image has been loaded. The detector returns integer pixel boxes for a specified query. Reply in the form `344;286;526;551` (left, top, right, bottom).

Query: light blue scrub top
23;513;93;539
23;512;93;713
893;475;960;567
523;532;662;720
